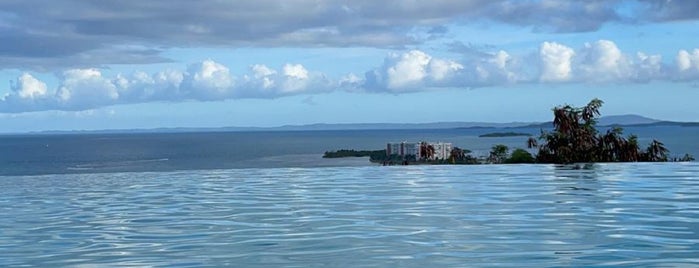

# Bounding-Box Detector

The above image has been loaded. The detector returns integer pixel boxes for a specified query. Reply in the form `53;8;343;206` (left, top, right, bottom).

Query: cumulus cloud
248;64;277;90
429;58;464;81
0;73;52;112
114;70;184;102
571;40;666;83
539;42;575;82
238;63;331;98
281;64;311;93
365;50;463;92
338;73;364;90
0;60;329;112
15;73;48;99
365;49;529;91
56;69;120;110
3;40;699;113
363;40;695;91
537;40;668;83
632;52;664;82
469;50;523;85
181;60;235;100
386;50;433;89
577;40;630;82
676;49;699;80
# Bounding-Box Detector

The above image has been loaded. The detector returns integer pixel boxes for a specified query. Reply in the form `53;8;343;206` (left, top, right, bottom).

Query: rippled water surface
2;163;699;267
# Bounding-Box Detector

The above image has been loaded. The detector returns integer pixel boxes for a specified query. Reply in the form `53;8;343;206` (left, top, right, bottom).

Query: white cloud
55;69;119;109
283;64;309;80
252;64;276;78
676;49;699;79
576;40;633;82
281;64;311;93
239;63;330;97
536;40;672;83
0;73;52;112
245;64;276;91
249;64;277;89
632;52;664;82
15;73;48;99
3;41;699;113
366;50;463;91
0;60;330;112
386;50;432;90
364;40;693;92
115;69;184;101
468;50;523;85
182;60;235;100
339;73;363;90
429;58;464;81
539;42;575;82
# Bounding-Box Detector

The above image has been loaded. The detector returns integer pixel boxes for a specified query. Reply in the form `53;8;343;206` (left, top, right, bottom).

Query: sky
1;0;699;132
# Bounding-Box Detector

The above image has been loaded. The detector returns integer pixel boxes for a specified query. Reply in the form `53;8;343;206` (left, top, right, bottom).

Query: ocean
1;127;699;266
2;126;698;176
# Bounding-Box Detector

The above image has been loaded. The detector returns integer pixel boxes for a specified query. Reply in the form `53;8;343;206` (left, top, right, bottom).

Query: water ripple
1;163;699;267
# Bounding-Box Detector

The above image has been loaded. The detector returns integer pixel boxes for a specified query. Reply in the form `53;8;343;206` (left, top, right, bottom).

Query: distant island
323;149;386;159
479;132;531;138
13;112;699;136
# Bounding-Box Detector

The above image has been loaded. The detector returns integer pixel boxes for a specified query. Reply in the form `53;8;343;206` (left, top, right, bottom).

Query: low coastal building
386;141;452;161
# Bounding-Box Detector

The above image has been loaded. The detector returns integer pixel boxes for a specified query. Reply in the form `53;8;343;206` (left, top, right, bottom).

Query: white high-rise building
386;141;452;160
431;142;453;160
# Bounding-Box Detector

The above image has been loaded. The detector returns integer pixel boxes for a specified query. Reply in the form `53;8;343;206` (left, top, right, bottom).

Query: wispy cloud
0;0;697;69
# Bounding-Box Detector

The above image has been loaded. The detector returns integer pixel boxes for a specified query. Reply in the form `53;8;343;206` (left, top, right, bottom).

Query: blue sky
1;0;699;132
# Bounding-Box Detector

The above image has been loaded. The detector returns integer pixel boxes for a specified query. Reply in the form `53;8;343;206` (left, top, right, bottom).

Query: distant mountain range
18;114;699;135
524;114;699;129
597;114;660;126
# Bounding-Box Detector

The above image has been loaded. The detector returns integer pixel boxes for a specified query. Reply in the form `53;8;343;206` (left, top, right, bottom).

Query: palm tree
599;127;623;162
582;98;603;124
644;140;669;162
419;141;435;161
489;144;509;164
527;136;538;149
679;154;695;162
621;135;640;162
450;147;465;161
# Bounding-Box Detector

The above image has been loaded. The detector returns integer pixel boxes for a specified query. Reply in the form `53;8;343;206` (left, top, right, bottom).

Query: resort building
386;141;453;161
431;142;453;161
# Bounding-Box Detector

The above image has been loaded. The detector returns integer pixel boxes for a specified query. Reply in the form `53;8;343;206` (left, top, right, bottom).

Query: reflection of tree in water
550;163;605;197
540;164;611;254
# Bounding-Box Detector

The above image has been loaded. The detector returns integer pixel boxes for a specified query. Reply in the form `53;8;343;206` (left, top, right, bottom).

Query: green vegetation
675;154;695;162
447;147;479;164
323;149;386;160
479;132;531;138
506;148;536;164
529;98;690;163
486;145;535;164
487;144;509;164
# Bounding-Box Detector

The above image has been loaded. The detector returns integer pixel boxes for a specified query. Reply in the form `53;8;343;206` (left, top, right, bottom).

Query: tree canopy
531;98;671;164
